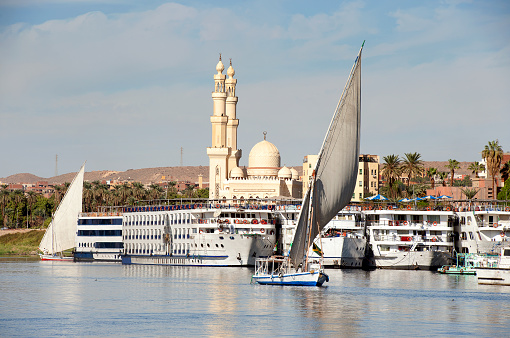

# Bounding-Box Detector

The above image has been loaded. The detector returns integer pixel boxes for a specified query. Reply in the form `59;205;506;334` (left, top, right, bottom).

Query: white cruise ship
120;201;277;266
456;204;510;254
364;207;454;270
308;208;368;268
74;212;123;262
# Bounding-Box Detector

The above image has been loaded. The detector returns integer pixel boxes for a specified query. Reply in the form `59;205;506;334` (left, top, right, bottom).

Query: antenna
55;154;58;176
180;147;183;166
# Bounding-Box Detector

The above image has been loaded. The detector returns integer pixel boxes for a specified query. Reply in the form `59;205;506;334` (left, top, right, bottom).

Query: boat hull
375;251;451;270
476;267;510;285
252;271;329;287
39;254;73;262
312;236;367;269
437;265;476;275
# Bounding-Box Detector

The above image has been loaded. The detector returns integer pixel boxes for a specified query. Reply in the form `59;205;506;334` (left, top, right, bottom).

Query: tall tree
438;172;448;187
426;168;438;189
402;152;424;187
500;160;510;184
468;161;485;178
381;155;401;198
482;140;503;199
446;159;460;187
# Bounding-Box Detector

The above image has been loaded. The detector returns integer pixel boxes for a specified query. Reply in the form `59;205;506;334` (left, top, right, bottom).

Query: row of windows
78;230;122;237
77;242;123;248
78;219;122;225
124;229;163;240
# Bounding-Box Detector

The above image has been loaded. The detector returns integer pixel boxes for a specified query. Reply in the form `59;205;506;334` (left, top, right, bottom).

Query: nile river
1;258;509;337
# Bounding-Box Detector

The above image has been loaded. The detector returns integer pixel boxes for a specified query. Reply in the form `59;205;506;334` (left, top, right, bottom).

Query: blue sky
1;0;509;178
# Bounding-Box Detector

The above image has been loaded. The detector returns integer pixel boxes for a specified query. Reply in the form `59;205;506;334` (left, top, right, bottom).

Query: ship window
219;236;224;240
461;232;467;240
207;244;210;247
504;249;510;257
469;232;474;240
230;236;235;240
215;244;218;247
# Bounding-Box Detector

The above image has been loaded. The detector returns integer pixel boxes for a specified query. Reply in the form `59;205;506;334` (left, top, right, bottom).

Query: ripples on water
1;258;509;337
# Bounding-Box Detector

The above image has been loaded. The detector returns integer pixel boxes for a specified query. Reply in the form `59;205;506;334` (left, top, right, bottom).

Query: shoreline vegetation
0;229;44;256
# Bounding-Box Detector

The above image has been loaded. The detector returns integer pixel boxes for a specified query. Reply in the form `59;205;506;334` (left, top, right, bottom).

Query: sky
0;0;509;178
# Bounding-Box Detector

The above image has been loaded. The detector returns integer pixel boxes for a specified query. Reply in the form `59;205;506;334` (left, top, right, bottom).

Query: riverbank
0;229;44;256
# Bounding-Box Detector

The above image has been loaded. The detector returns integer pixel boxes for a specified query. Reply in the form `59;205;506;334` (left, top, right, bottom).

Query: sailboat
39;163;85;261
252;43;363;286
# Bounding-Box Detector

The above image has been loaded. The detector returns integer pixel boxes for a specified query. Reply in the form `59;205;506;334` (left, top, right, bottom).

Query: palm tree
131;182;146;201
402;152;424;187
482;140;503;199
426;168;438;189
438;172;448;187
500;160;510;184
25;191;37;228
468;161;485;178
461;187;479;200
83;182;94;212
148;184;164;200
446;159;460;187
381;155;401;198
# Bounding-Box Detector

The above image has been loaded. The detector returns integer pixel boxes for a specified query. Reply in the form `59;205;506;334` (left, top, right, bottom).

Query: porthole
215;244;218;247
221;244;224;248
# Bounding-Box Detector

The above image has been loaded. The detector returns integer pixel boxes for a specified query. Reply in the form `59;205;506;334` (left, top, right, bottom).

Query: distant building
303;154;379;202
352;154;380;202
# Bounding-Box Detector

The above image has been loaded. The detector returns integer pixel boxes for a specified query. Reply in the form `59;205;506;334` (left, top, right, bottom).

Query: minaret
207;54;231;199
225;59;242;170
211;54;227;147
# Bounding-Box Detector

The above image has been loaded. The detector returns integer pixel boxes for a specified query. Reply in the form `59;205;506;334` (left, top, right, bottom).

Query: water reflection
1;260;510;337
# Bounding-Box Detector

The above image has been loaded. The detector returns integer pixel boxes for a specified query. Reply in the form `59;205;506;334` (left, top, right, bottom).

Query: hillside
1;161;473;185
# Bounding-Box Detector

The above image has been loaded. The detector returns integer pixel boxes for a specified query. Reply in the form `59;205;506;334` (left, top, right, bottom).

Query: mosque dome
290;168;299;180
278;166;292;179
230;166;244;179
247;136;281;177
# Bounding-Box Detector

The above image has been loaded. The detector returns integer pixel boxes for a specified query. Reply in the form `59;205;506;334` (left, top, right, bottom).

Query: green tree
446;159;460;187
438;172;448;187
497;179;510;200
500;160;510;184
461;187;479;200
402;152;424;187
468;161;485;178
426;167;438;189
482;140;503;199
381;155;401;198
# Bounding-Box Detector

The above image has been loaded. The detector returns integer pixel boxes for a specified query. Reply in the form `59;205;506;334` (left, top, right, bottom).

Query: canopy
421;195;437;200
437;195;452;199
398;198;413;203
367;194;388;201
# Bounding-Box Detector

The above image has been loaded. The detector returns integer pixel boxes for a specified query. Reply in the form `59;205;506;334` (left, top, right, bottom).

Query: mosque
207;55;302;201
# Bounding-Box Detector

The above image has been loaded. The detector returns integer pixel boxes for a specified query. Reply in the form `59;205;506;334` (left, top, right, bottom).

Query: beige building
207;56;302;200
303;154;379;201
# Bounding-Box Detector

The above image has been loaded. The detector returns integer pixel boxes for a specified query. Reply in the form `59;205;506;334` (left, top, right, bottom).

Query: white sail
39;163;85;254
290;45;363;268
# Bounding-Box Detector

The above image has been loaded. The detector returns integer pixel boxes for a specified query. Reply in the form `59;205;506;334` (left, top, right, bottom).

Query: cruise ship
364;206;455;270
74;211;123;262
456;204;510;254
120;201;278;266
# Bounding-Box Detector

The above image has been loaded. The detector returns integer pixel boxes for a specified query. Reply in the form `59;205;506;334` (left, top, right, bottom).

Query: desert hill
1;161;474;185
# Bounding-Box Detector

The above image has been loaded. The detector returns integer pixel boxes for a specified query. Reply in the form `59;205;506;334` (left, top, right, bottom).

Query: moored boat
476;246;510;285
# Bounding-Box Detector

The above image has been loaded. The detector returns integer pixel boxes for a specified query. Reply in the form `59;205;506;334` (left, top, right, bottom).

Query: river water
1;258;509;337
